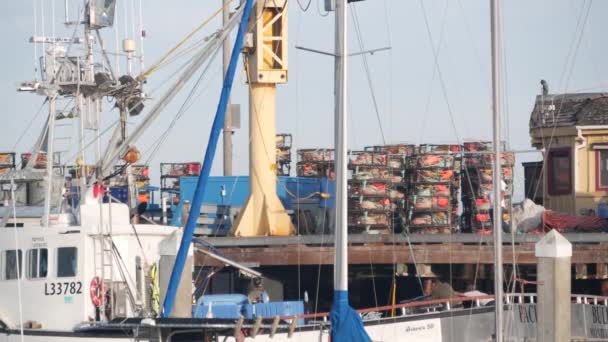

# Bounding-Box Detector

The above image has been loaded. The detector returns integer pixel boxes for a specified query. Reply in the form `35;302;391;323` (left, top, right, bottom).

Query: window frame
26;248;48;280
547;147;573;196
4;249;23;280
596;150;608;191
56;247;78;278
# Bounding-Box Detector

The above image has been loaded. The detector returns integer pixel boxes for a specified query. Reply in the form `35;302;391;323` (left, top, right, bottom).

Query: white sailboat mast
490;0;504;340
334;0;348;291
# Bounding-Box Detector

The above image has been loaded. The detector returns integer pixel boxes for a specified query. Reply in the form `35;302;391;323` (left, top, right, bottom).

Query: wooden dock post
535;230;572;342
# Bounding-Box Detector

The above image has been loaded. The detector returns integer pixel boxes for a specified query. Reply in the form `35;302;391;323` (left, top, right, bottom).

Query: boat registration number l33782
44;282;83;296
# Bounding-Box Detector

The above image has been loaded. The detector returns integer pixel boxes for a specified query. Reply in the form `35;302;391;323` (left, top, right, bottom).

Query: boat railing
279;293;608;325
73;293;608;338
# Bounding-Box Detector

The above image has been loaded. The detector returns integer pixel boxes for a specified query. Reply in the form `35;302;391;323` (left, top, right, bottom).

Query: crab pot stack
0;153;16;175
348;151;395;234
296;149;334;178
407;144;462;234
276;134;292;176
461;141;514;234
364;144;417;232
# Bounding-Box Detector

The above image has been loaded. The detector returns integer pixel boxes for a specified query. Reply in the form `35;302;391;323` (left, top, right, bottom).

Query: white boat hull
4;302;607;341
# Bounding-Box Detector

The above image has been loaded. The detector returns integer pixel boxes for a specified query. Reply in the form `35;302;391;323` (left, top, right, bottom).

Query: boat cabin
0;201;182;331
527;92;608;215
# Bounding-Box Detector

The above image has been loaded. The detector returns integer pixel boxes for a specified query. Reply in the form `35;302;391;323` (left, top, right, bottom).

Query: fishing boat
2;0;608;341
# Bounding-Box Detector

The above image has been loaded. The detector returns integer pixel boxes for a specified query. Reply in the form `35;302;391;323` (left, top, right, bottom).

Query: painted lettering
518;305;537;324
44;282;82;296
592;306;608;325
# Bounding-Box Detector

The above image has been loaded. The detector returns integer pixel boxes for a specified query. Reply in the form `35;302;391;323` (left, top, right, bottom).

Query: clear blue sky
0;0;606;201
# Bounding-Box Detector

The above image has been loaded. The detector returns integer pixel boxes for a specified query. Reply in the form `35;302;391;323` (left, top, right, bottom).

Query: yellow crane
231;0;293;236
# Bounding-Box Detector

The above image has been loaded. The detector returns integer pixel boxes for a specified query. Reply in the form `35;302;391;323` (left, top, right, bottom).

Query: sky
0;0;606;201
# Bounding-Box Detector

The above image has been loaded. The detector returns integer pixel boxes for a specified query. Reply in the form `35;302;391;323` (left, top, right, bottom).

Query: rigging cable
296;0;312;12
138;1;231;81
418;0;463;145
351;5;386;145
417;0;450;144
382;0;393;143
12;100;47;151
10;178;25;342
138;0;145;73
377;0;421;305
130;0;137;47
123;0;129;40
32;0;38;78
293;2;306;302
348;5;386;307
114;2;121;75
497;2;519;334
142;48;222;165
41;0;45;67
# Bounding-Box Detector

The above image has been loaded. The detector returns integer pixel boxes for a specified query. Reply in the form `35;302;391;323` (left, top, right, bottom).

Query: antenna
64;0;69;25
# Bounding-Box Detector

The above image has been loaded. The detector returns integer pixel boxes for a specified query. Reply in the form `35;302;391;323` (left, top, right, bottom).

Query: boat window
26;248;48;279
57;247;77;278
4;250;22;280
547;148;572;196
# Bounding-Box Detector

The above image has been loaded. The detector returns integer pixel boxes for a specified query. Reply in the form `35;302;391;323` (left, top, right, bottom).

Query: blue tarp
330;290;371;342
192;297;305;326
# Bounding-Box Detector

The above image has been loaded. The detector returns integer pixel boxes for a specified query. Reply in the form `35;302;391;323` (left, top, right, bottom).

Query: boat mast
334;0;348;293
222;0;233;177
490;0;504;340
43;94;57;226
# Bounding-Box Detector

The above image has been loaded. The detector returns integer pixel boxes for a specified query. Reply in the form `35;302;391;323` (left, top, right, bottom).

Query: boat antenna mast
490;0;504;340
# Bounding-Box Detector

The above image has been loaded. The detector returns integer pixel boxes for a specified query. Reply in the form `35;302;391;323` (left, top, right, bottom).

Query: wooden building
527;92;608;215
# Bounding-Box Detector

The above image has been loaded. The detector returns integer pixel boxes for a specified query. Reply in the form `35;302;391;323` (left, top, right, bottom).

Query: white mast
490;0;504;340
43;95;57;227
334;0;348;291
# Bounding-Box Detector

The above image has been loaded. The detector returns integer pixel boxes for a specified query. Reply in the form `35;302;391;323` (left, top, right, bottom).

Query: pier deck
196;233;608;267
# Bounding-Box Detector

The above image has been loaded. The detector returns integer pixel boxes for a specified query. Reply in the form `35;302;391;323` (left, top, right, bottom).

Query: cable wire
351;5;386;145
296;0;312;11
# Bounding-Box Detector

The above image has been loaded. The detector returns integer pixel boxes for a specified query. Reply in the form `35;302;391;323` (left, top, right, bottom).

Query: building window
26;248;48;279
57;247;77;278
547;148;572;195
597;150;608;191
4;250;22;280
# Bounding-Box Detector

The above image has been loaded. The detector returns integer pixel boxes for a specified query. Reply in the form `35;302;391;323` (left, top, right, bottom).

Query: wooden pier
196;233;608;271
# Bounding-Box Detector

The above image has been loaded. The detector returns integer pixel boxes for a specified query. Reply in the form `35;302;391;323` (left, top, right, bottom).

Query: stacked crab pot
363;144;417;232
275;134;292;176
407;144;462;234
296;149;334;178
461;141;514;234
347;150;394;234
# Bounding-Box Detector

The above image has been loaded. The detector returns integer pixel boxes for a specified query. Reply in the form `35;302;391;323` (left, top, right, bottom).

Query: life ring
90;276;105;308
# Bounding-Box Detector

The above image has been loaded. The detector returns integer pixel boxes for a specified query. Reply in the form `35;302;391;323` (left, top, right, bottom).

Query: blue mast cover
161;0;255;317
330;290;372;342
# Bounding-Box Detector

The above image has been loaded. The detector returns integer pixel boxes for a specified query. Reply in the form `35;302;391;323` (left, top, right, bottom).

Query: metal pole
490;0;503;340
222;0;233;176
64;0;69;24
334;0;348;292
77;93;87;199
44;95;57;227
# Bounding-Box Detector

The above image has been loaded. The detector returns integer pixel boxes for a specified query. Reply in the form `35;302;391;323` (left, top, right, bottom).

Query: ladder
92;201;116;320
